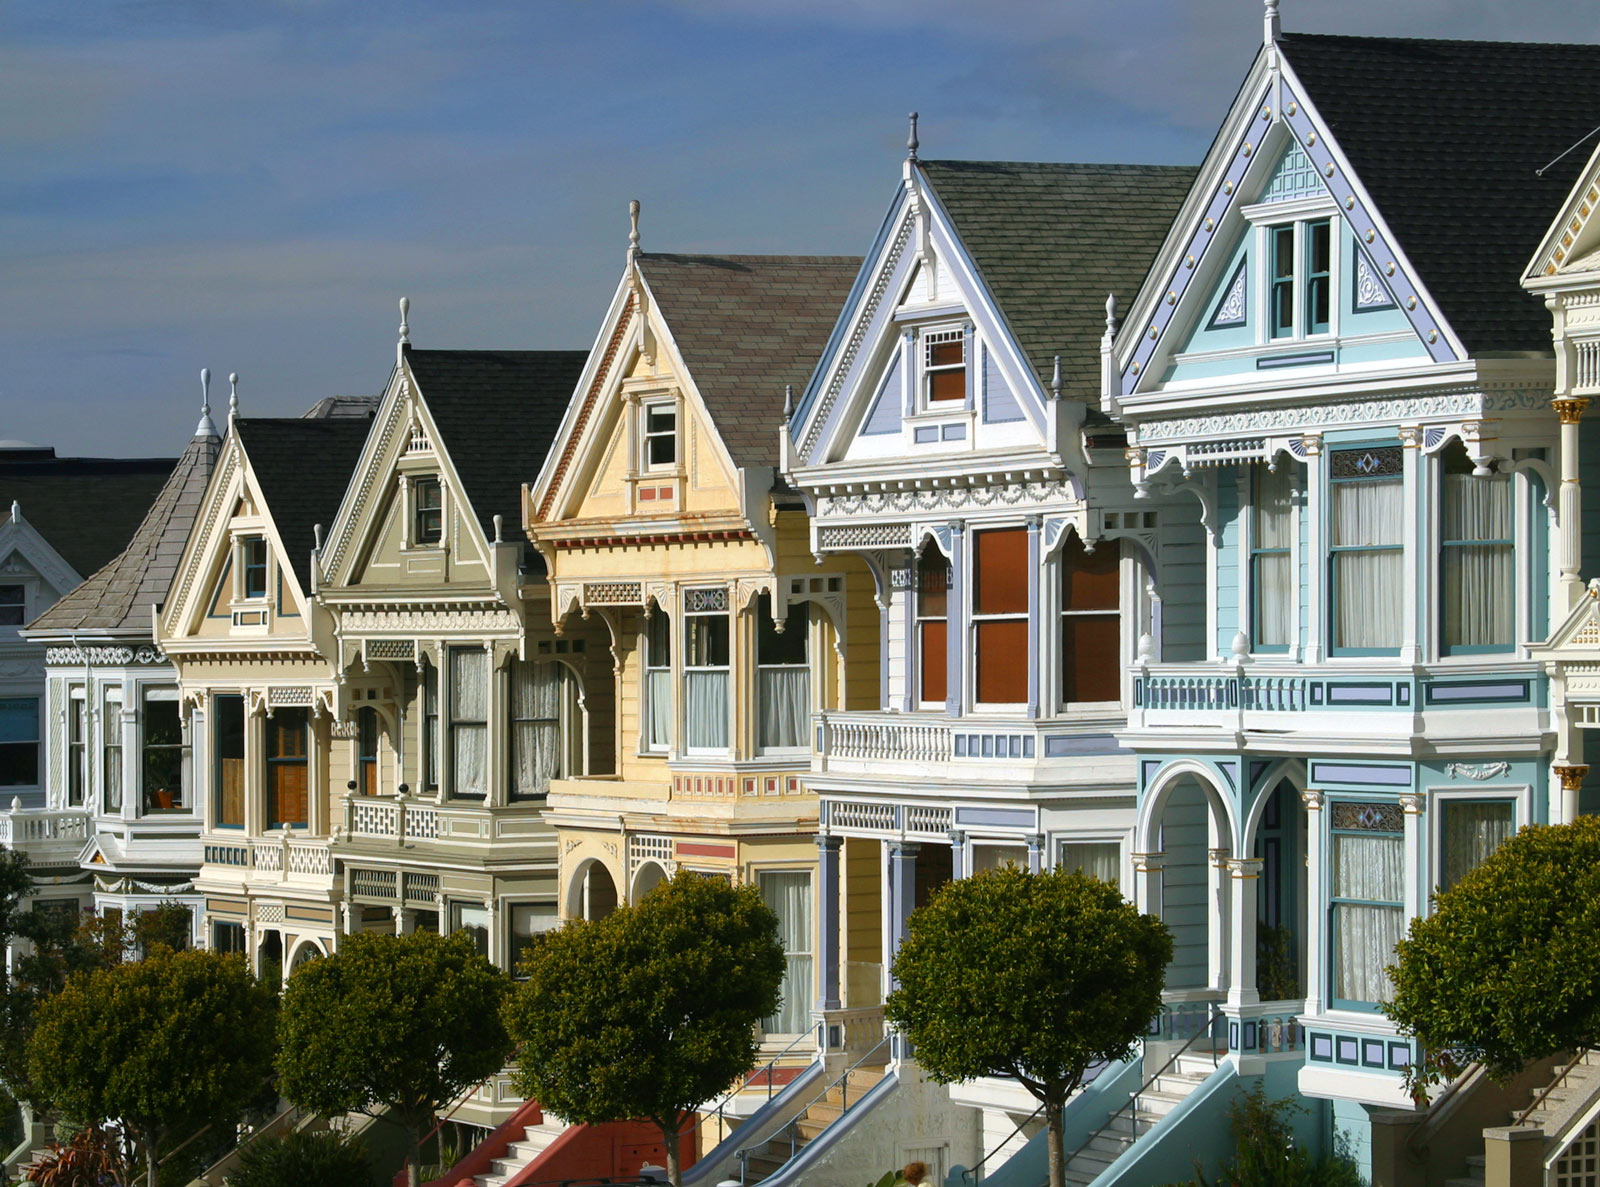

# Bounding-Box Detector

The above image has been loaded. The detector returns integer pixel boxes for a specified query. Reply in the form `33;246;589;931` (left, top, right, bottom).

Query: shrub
227;1129;371;1187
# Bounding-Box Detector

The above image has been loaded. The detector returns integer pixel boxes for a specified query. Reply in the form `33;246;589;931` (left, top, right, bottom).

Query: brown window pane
1062;615;1121;702
267;707;308;827
270;765;309;828
1061;536;1119;610
928;368;965;402
974;529;1029;615
920;621;947;703
917;551;948;617
976;620;1029;703
929;341;963;368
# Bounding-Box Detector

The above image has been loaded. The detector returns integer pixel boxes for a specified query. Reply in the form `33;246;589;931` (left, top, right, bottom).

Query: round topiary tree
885;866;1172;1187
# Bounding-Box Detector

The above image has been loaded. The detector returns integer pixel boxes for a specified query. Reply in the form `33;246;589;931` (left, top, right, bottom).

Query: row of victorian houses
11;12;1600;1187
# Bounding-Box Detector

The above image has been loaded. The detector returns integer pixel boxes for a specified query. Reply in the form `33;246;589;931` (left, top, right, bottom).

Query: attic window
414;477;443;545
241;538;268;600
0;585;23;626
924;329;966;403
643;403;677;470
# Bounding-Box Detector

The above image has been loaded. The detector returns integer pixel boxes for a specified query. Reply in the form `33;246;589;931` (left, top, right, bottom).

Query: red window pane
929;341;963;368
974;529;1028;615
976;620;1029;703
920;621;947;703
917;552;948;617
1062;615;1121;703
928;368;965;402
1062;536;1119;610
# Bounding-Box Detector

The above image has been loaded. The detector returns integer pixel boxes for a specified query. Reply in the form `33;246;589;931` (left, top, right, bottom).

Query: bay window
214;694;244;827
916;549;949;705
684;589;730;750
0;698;38;786
1330;800;1404;1009
758;871;813;1035
1252;463;1296;651
1330;447;1404;654
103;688;123;813
973;528;1028;705
357;707;379;796
265;707;308;828
1440;800;1514;892
141;692;184;813
757;594;809;750
510;659;565;799
1441;443;1513;653
645;612;671;750
449;648;488;799
68;694;85;807
1060;535;1120;705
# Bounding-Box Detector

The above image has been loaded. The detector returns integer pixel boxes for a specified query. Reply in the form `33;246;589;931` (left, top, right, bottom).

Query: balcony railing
0;806;89;850
344;796;439;844
811;710;1126;783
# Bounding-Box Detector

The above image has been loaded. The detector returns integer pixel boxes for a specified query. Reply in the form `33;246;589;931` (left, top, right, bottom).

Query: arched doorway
256;930;284;987
1249;780;1307;1003
288;940;324;978
569;860;618;921
1139;763;1237;998
631;861;668;904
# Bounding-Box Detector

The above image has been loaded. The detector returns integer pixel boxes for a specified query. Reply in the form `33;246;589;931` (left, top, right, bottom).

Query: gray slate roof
28;432;219;633
1278;32;1600;354
404;349;590;541
918;160;1198;405
1;455;176;581
638;254;863;470
233;417;375;594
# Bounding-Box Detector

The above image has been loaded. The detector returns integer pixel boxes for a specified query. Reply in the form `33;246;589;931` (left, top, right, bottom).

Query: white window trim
640;398;679;474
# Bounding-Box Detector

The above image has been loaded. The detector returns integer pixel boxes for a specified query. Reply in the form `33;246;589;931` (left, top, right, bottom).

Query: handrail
960;1103;1045;1184
1063;1003;1221;1170
1517;1049;1590;1127
735;1034;891;1184
687;1029;816;1144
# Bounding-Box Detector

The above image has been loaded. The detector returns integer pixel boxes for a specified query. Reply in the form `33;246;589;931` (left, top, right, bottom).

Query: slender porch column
1300;788;1326;1017
483;898;499;967
394;907;412;936
1027;833;1045;874
1131;851;1164;917
1400;426;1423;665
1226;857;1262;1010
1400;792;1426;921
1556;397;1589;609
886;841;921;978
945;524;965;717
815;835;842;1011
947;829;967;881
1208;847;1232;994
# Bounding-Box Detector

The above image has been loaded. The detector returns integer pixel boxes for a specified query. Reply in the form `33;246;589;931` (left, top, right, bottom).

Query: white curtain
1443;473;1514;648
451;649;488;798
104;693;123;813
1060;842;1121;885
1332;831;1405;1003
511;661;562;799
759;668;810;750
1442;801;1514;890
1254;464;1295;647
1332;479;1403;650
759;873;813;1034
647;670;672;748
685;671;729;749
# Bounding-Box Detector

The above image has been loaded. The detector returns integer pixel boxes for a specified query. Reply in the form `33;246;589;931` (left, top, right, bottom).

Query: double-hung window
1060;535;1120;705
757;871;813;1036
0;585;24;626
1440;443;1513;653
241;537;268;600
643;404;677;469
357;707;379;797
1252;463;1296;651
449;649;489;799
142;692;184;813
644;613;672;750
214;694;245;827
923;329;966;404
684;589;730;751
103;688;123;813
68;694;86;807
265;707;308;828
915;549;949;705
1329;800;1404;1009
1269;218;1331;339
1439;800;1514;892
972;528;1028;705
422;660;439;791
509;659;564;800
1329;447;1404;654
414;477;443;546
757;593;809;749
0;698;39;787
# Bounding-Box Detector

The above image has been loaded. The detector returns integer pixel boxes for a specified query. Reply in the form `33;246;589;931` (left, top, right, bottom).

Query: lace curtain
1332;479;1403;650
685;671;729;750
1441;800;1514;890
1254;463;1296;647
758;668;809;750
451;649;488;798
511;660;562;799
1443;473;1514;649
1060;842;1121;886
1332;831;1404;1003
647;671;672;748
103;694;123;813
759;872;813;1034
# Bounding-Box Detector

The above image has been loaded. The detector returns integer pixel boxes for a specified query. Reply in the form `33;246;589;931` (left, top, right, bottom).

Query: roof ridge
921;159;1198;171
1279;30;1600;52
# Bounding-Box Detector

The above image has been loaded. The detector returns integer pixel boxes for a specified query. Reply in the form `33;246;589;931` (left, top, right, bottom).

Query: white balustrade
0;808;90;848
819;714;953;764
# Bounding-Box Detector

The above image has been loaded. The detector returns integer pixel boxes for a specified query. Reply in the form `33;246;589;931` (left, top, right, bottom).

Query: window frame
921;326;968;407
641;400;678;472
102;687;123;814
755;868;814;1037
914;548;950;709
1434;793;1519;895
756;594;810;753
682;587;731;753
213;693;245;829
68;690;86;808
413;476;444;547
357;707;379;797
1327;798;1405;1013
0;697;40;788
1058;535;1122;708
239;536;269;601
643;610;672;752
1250;462;1296;654
447;647;489;801
0;584;25;627
1327;445;1405;658
422;659;439;792
1438;444;1515;657
140;689;186;815
264;706;309;829
971;527;1029;707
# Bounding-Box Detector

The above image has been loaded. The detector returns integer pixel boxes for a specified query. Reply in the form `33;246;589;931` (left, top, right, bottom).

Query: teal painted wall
1160;778;1211;990
1215;467;1242;657
1161;496;1208;662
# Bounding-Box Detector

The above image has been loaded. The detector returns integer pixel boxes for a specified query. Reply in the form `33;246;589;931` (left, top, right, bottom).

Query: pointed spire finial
228;372;239;426
907;112;919;161
398;296;410;346
1105;292;1118;333
1264;0;1280;44
1050;356;1062;400
783;384;794;418
629;199;641;262
195;367;219;437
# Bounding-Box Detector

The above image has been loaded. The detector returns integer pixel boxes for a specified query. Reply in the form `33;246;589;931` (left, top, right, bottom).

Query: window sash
644;404;677;469
1440;800;1514;891
924;331;966;403
758;872;813;1034
103;691;123;813
1305;220;1331;334
1252;463;1296;650
1058;841;1121;885
0;585;23;626
1270;225;1294;338
214;694;245;828
265;708;308;828
242;538;268;599
1441;469;1514;653
142;696;184;814
1329;824;1404;1008
1330;472;1404;654
414;479;443;545
68;697;85;807
449;649;489;799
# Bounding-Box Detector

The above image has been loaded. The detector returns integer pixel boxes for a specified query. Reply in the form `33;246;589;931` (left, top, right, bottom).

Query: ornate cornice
1132;389;1544;444
817;478;1072;519
45;644;166;668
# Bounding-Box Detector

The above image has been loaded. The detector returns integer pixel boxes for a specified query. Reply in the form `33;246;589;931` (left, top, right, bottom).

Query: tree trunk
1045;1097;1065;1187
146;1141;159;1187
407;1116;423;1187
658;1116;682;1187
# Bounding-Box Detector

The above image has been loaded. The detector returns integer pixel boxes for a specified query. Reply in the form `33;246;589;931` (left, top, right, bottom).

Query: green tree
131;902;193;956
226;1128;371;1187
25;946;278;1187
1387;815;1600;1094
885;867;1172;1187
276;929;512;1187
503;871;785;1187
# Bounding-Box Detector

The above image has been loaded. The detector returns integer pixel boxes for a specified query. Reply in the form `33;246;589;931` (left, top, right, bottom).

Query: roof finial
1264;0;1280;44
1105;292;1118;333
1050;356;1062;401
907;112;919;161
313;523;323;553
629;199;641;262
398;296;410;345
196;367;219;437
228;372;239;427
783;384;794;418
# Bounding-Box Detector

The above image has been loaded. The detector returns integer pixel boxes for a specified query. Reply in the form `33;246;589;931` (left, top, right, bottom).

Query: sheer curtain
685;672;729;749
1060;842;1121;886
1443;472;1513;649
759;872;813;1034
1253;464;1296;647
451;649;488;798
1332;479;1403;650
1332;831;1405;1003
759;668;809;749
511;660;561;799
1442;801;1514;890
647;671;672;749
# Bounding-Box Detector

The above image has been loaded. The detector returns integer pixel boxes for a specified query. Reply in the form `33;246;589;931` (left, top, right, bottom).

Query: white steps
475;1116;567;1187
1060;1051;1220;1187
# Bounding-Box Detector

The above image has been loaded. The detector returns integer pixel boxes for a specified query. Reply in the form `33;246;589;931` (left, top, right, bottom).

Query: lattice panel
1556;1116;1600;1187
817;523;913;550
584;581;642;605
628;833;675;879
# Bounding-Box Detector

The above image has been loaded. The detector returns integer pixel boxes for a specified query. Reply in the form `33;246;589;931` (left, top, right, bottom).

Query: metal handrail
735;1034;892;1184
1517;1049;1591;1127
1063;1003;1222;1170
960;1103;1044;1184
688;1028;817;1146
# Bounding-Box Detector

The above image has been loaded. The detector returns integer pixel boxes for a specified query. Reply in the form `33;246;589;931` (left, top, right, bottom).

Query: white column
1132;851;1165;918
1400;426;1423;664
1226;858;1262;1009
1300;789;1326;1017
1208;847;1232;994
1302;437;1325;664
1557;398;1589;609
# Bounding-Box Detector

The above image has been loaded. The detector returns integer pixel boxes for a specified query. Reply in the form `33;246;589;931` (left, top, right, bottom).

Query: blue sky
0;0;1583;457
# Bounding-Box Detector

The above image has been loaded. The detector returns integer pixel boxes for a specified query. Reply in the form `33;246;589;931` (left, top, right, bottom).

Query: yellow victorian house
524;214;874;1059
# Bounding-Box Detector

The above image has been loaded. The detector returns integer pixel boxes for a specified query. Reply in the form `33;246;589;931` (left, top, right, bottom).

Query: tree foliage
25;946;278;1187
226;1128;371;1187
885;867;1172;1187
504;871;785;1187
1387;815;1600;1093
276;929;512;1187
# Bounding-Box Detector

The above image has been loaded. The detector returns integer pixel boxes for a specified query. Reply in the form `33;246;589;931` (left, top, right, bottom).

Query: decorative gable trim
534;291;635;523
1208;261;1249;329
162;443;240;637
0;510;82;605
324;374;409;580
1525;142;1600;282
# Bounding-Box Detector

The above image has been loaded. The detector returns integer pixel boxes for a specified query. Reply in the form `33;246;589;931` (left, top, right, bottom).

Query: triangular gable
1526;142;1600;283
789;177;1050;469
0;509;83;606
1533;581;1600;658
1115;48;1459;400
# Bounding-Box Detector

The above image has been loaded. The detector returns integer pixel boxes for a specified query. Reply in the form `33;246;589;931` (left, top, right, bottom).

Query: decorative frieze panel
1330;801;1404;832
44;645;165;668
817;479;1072;519
339;609;519;635
365;639;415;661
583;581;642;605
1136;392;1486;444
816;523;913;551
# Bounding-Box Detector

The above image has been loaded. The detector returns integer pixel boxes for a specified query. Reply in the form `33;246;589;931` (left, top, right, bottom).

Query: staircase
1062;1050;1223;1187
474;1113;568;1187
738;1065;887;1183
1444;1152;1488;1187
1444;1049;1600;1187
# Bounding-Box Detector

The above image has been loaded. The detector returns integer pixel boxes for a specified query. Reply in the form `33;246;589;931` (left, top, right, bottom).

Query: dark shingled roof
638;254;863;470
1;456;176;581
919;161;1198;405
1278;32;1600;354
28;433;218;633
233;417;374;593
405;349;590;539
